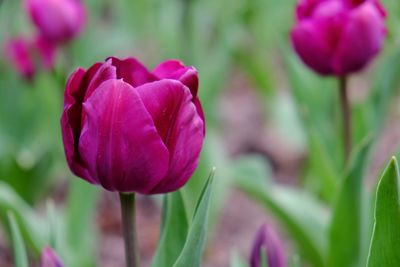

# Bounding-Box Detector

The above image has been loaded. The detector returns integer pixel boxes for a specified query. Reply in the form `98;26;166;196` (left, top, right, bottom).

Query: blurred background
1;0;400;266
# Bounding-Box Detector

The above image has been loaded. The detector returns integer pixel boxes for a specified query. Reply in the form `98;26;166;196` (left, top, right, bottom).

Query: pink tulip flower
40;247;63;267
291;0;386;75
25;0;86;44
250;224;287;267
61;57;205;194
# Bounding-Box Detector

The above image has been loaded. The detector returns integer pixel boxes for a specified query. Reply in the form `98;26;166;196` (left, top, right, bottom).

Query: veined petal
291;20;335;75
333;2;385;74
110;57;157;87
61;68;95;182
135;80;190;144
84;59;117;100
136;81;204;194
153;59;199;96
78;79;169;193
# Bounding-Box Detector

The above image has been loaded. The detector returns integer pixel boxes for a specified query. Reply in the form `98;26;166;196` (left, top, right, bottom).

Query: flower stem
339;76;351;167
119;193;140;267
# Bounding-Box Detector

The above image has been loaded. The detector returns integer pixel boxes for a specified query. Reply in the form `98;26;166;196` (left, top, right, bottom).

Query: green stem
339;76;351;167
119;193;140;267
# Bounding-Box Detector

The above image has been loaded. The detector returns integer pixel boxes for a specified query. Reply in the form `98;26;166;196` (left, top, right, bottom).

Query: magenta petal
41;246;64;267
110;57;157;87
78;79;169;193
135;80;191;143
136;82;204;194
4;38;35;80
333;2;385;74
61;68;96;183
35;35;56;70
26;0;86;43
291;20;335;75
84;59;117;100
194;97;205;127
153;59;199;96
152;60;186;77
250;224;286;267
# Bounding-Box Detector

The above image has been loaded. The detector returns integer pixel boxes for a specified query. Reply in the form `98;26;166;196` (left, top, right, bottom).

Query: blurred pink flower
25;0;86;44
4;35;56;80
5;37;35;80
61;57;205;194
250;224;287;267
291;0;386;75
40;246;63;267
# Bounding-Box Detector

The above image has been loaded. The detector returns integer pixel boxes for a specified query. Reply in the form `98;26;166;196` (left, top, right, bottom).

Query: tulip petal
5;38;35;80
153;59;199;96
333;2;385;74
110;57;157;87
85;59;117;100
291;20;335;75
35;35;56;70
61;68;97;183
78;79;169;193
135;81;204;193
26;0;85;42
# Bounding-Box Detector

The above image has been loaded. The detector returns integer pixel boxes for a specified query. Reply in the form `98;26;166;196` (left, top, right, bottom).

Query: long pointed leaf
8;212;28;267
367;157;400;267
151;191;189;267
173;170;214;267
328;139;372;267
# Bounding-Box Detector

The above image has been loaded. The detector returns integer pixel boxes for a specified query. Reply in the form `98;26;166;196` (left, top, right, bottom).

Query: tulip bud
291;0;386;76
4;37;35;80
4;35;56;80
40;246;63;267
61;57;205;194
25;0;86;44
250;224;286;267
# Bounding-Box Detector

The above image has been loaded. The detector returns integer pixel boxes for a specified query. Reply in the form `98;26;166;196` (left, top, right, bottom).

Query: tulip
25;0;86;44
4;35;56;80
250;224;286;267
40;246;63;267
291;0;386;76
4;37;35;80
61;57;205;194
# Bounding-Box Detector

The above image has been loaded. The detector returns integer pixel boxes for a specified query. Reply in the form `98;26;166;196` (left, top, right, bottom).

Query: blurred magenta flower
5;37;35;80
250;224;286;267
61;57;205;194
291;0;386;75
25;0;86;44
4;35;56;80
40;246;63;267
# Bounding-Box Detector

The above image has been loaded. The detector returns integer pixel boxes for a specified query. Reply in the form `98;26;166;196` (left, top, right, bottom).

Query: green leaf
328;139;372;267
0;182;48;254
367;157;400;267
234;156;328;267
230;251;249;267
151;191;189;267
8;212;28;267
60;178;98;267
173;170;214;267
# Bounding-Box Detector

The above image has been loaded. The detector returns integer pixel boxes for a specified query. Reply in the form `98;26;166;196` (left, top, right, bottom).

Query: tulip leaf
0;182;48;255
367;157;400;267
151;191;189;267
230;252;249;267
8;212;28;267
234;155;328;267
328;139;372;267
60;178;98;267
173;170;214;267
